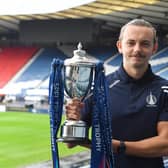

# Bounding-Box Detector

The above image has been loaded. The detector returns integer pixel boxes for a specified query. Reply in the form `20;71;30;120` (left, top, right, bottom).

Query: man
66;19;168;168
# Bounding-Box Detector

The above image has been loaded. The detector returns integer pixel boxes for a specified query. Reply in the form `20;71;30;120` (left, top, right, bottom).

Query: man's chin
131;62;144;68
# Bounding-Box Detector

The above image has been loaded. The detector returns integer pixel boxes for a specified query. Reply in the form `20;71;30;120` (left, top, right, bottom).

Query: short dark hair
119;19;157;44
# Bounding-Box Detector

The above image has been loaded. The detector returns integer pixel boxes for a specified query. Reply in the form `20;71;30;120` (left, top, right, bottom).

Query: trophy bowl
57;43;96;143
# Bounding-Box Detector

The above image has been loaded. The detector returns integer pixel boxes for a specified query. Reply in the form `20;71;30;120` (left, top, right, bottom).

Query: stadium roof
0;0;96;15
0;0;168;42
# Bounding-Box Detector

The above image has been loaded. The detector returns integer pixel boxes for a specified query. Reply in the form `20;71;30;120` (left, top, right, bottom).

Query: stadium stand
36;45;118;90
104;53;122;75
105;53;122;66
102;45;168;80
1;44;167;115
150;58;168;73
2;43;167;97
87;45;118;61
0;41;167;168
3;47;68;94
0;44;167;168
157;67;168;80
152;47;168;59
164;157;168;168
149;47;168;74
3;44;168;99
15;48;67;82
0;47;68;112
0;47;39;88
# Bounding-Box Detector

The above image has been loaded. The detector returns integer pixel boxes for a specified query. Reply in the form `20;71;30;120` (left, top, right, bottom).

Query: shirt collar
117;63;155;84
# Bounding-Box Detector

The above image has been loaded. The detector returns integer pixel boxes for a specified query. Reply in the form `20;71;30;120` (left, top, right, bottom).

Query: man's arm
112;121;168;157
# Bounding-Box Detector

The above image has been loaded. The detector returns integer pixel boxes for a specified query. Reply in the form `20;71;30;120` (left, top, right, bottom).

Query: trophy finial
73;42;86;57
77;42;82;50
65;42;97;66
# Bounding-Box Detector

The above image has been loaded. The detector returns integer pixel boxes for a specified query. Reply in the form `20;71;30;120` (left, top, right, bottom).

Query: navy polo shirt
83;64;168;168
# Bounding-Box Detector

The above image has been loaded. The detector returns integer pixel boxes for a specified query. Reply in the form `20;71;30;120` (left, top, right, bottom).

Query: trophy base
58;120;90;144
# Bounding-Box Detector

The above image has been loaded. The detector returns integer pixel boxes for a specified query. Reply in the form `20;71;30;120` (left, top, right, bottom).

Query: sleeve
158;86;168;121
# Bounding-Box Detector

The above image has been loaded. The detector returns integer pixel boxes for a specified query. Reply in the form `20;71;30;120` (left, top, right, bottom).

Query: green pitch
0;112;87;168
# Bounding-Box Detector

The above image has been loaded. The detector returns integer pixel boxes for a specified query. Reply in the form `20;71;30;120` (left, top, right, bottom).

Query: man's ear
116;40;122;54
152;42;158;54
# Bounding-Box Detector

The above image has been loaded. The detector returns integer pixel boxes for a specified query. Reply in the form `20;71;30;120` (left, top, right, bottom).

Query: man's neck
123;64;148;80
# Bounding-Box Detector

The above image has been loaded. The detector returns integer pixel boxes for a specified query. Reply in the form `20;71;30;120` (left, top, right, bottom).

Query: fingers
65;98;84;120
65;105;81;120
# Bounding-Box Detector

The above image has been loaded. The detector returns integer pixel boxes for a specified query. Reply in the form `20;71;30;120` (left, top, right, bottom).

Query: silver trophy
58;42;97;143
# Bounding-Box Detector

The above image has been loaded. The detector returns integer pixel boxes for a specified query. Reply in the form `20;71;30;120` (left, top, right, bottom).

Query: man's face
117;25;157;69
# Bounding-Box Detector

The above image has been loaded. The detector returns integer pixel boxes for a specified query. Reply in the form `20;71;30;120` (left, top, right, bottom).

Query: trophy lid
64;42;97;66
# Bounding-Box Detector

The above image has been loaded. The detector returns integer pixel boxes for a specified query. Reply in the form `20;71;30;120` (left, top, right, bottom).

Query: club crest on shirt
146;92;157;107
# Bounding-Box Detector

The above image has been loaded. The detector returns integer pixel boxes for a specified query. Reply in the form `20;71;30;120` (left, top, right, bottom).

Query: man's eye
127;42;134;46
142;43;150;47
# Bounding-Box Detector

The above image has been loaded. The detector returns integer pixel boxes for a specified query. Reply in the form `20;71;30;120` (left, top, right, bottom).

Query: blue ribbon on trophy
48;43;114;168
91;62;114;168
49;58;64;168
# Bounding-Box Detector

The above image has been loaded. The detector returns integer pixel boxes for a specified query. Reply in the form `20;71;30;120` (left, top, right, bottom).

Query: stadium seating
157;68;168;79
15;48;67;83
151;47;168;59
105;53;122;66
164;157;168;168
0;47;68;97
0;47;38;88
1;43;167;97
150;48;168;78
151;61;168;73
103;46;168;80
1;45;167;167
87;46;118;61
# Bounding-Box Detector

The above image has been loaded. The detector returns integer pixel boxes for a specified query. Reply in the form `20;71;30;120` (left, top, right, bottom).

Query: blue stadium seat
87;46;118;61
151;47;168;60
15;48;67;83
4;48;68;95
152;62;168;73
106;53;122;66
157;68;168;79
164;157;168;168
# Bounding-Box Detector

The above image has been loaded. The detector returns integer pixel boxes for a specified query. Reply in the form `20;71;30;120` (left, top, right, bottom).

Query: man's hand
65;98;84;121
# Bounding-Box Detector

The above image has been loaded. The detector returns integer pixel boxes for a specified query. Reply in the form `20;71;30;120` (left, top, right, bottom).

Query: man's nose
134;43;141;52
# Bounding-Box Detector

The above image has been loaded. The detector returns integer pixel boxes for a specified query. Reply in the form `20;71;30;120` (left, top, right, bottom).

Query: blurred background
0;0;168;168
